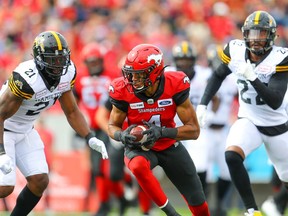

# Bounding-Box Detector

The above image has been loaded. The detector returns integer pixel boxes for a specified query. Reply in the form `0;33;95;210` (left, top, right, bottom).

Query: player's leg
182;130;209;196
262;131;288;216
92;130;112;216
160;142;210;216
225;118;263;214
11;129;49;215
108;141;129;216
0;131;17;198
124;148;180;216
215;127;232;214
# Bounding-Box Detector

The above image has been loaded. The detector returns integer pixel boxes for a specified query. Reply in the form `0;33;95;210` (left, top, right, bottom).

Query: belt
209;124;225;130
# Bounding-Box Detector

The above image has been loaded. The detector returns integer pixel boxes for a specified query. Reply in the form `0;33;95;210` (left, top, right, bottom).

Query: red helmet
81;43;104;76
122;44;164;93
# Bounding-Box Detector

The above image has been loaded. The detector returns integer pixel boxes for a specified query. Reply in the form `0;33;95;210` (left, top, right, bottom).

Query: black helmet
33;31;71;80
206;44;222;71
172;41;197;80
242;11;277;56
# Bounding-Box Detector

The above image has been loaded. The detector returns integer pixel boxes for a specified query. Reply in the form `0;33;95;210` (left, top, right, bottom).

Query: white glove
88;137;109;159
196;105;208;128
0;154;13;175
235;60;257;81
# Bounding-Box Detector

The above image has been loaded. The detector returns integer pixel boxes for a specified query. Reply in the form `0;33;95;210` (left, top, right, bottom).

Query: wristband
0;144;5;155
161;128;178;139
114;131;122;141
85;132;95;143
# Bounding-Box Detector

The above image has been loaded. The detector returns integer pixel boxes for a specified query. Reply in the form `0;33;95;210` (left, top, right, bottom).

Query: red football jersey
74;69;111;129
109;71;190;151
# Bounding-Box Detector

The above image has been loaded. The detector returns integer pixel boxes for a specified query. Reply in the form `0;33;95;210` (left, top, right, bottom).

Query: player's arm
250;55;288;109
59;90;108;158
95;100;111;134
59;90;92;137
200;44;232;106
0;88;23;145
107;104;127;140
176;97;200;140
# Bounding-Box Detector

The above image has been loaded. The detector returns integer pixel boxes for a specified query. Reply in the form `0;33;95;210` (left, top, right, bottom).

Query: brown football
130;125;148;143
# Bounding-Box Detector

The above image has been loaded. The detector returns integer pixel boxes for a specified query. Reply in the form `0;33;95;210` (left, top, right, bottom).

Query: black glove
142;120;178;148
114;125;141;148
141;121;162;147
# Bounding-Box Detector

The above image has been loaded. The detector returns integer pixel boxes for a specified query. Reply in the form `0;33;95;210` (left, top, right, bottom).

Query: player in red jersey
74;43;127;216
107;44;210;216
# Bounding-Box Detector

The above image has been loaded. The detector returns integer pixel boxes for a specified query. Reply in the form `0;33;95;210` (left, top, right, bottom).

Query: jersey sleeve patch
70;71;76;88
276;55;288;73
9;72;34;99
221;43;231;65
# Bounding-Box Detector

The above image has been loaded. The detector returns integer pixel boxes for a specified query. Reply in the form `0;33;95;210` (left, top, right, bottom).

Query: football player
108;44;210;216
74;43;128;216
0;31;108;215
172;41;238;216
171;41;212;195
196;11;288;216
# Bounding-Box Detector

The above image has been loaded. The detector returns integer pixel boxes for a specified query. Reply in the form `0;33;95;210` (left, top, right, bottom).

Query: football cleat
261;197;282;216
244;209;263;216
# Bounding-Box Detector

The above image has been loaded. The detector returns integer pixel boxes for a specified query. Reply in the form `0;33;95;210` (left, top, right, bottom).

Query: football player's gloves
142;121;162;146
0;154;13;175
196;105;208;128
114;125;141;148
236;60;257;81
142;121;178;148
86;136;108;159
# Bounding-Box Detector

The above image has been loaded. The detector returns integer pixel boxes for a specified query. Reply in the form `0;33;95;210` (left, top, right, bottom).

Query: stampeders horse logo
147;53;163;67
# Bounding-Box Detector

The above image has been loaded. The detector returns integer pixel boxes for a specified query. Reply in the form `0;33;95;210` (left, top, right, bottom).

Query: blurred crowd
1;0;288;90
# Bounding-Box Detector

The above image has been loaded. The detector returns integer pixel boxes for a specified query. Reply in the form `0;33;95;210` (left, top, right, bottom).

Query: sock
225;151;258;210
217;178;231;206
197;171;208;196
96;176;110;202
11;185;41;216
188;201;210;216
160;200;179;216
138;188;152;214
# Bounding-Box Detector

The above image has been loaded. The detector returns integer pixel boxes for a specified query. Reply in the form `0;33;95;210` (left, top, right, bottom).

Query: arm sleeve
8;72;34;99
200;63;231;105
250;72;288;109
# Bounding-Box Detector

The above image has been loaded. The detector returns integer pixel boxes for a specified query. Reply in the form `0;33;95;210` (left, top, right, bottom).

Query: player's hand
0;154;13;175
88;137;109;159
236;60;257;81
196;105;208;128
116;125;141;148
142;121;162;146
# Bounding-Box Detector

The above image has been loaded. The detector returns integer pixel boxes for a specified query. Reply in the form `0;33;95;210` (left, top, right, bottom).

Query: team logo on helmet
147;53;163;67
34;37;45;53
109;85;114;93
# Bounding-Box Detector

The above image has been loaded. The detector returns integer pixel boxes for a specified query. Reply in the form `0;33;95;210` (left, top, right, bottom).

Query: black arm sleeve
200;63;231;105
250;72;288;110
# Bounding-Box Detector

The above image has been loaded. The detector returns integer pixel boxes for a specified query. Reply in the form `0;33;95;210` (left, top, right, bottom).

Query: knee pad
225;151;243;169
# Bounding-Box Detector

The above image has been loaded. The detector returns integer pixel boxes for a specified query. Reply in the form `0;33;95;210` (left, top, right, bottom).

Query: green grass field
1;207;287;216
0;208;255;216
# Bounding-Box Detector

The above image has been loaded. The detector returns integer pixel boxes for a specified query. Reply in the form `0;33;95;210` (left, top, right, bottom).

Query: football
130;125;148;143
131;125;154;151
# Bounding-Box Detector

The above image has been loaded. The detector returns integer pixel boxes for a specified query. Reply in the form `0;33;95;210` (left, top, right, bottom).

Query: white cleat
261;197;282;216
244;208;263;216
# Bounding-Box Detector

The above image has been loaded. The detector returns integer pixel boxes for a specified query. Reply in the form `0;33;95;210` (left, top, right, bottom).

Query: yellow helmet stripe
50;31;62;50
182;41;189;55
254;11;261;25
